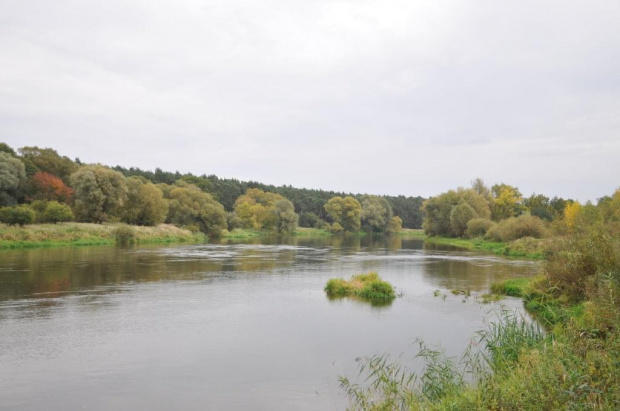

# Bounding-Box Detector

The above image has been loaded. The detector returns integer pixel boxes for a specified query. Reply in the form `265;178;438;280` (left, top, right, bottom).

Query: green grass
397;228;426;238
424;235;545;259
0;222;204;249
325;272;396;302
220;228;265;239
293;227;331;237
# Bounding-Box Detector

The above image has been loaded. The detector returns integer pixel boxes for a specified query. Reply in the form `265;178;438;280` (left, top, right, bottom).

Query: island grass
325;272;396;301
0;222;204;249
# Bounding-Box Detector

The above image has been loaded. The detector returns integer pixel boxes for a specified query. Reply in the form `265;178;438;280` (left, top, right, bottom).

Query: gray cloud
1;0;619;202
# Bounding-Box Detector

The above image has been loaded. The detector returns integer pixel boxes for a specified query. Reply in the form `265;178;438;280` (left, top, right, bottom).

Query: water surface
0;235;539;410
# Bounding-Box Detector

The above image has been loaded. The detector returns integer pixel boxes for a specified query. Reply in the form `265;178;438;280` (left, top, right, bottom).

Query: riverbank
220;227;331;239
342;267;620;409
424;235;547;259
0;222;205;249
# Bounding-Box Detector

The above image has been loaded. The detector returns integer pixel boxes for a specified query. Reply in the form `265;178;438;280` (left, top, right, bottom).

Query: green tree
450;202;478;237
360;195;393;232
0;142;17;157
324;196;362;232
166;182;227;237
233;188;298;232
0;152;27;206
121;176;169;226
18;146;77;182
421;188;491;237
490;183;524;221
387;216;403;233
0;205;36;226
70;165;128;223
43;201;74;223
272;199;298;234
523;194;554;221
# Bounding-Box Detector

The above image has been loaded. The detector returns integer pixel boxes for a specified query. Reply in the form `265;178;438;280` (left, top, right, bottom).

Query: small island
324;272;396;302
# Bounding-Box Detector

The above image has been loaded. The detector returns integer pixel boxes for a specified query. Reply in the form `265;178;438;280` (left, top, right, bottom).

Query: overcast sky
1;0;619;202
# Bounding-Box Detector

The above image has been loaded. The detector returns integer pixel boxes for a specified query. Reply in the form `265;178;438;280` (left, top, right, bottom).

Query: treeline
421;178;582;242
0;143;420;236
111;165;424;229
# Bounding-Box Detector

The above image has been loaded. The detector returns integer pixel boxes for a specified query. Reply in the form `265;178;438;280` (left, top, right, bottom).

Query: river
0;235;539;410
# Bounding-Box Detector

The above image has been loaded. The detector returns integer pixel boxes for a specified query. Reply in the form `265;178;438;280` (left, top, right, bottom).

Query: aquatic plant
325;272;395;301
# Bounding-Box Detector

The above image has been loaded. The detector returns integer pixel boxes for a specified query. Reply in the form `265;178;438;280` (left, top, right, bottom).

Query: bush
466;218;495;238
325;272;395;301
113;224;136;245
0;205;36;226
43;201;74;223
485;215;549;242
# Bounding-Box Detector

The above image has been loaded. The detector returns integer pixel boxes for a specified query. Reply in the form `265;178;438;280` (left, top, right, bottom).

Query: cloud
1;0;619;202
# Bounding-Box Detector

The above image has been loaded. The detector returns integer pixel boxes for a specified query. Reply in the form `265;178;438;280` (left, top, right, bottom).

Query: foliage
485;215;549;242
272;199;298;234
325;272;395;301
0;142;17;156
233;188;298;233
324;196;362;232
523;193;555;221
0;152;27;206
466;218;495;238
360;195;393;232
18;146;77;182
166;181;227;237
387;216;403;233
113;165;425;228
42;201;74;223
422;188;490;237
298;211;319;228
0;205;36;226
450;202;478;237
112;224;136;245
70;165;128;223
490;183;525;221
120;176;169;226
30;171;74;203
563;201;582;232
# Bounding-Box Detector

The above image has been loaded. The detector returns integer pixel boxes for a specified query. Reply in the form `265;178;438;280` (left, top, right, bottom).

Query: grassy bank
342;284;620;409
424;235;547;259
0;222;205;249
221;227;332;239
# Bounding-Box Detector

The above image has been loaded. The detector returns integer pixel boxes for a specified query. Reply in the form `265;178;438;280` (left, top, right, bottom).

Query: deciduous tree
70;165;128;223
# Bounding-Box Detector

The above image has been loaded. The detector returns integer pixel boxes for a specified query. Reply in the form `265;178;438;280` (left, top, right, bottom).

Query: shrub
113;224;136;245
466;218;495;238
485;215;549;242
0;205;36;226
325;272;395;301
43;201;74;223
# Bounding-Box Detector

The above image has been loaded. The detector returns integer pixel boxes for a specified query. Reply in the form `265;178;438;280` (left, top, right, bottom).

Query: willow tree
233;188;298;233
70;165;128;223
0;152;26;206
166;182;227;237
360;195;393;232
324;196;362;232
121;176;169;226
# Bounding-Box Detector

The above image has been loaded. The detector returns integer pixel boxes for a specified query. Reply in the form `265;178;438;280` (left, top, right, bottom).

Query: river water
0;235;539;410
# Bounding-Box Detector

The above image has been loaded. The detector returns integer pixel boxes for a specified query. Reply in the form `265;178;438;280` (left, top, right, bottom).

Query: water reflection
0;234;540;410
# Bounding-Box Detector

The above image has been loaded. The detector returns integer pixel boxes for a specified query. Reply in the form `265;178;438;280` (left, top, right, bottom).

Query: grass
424;235;546;259
294;227;332;237
325;272;396;302
397;228;426;238
0;222;204;249
340;305;620;410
